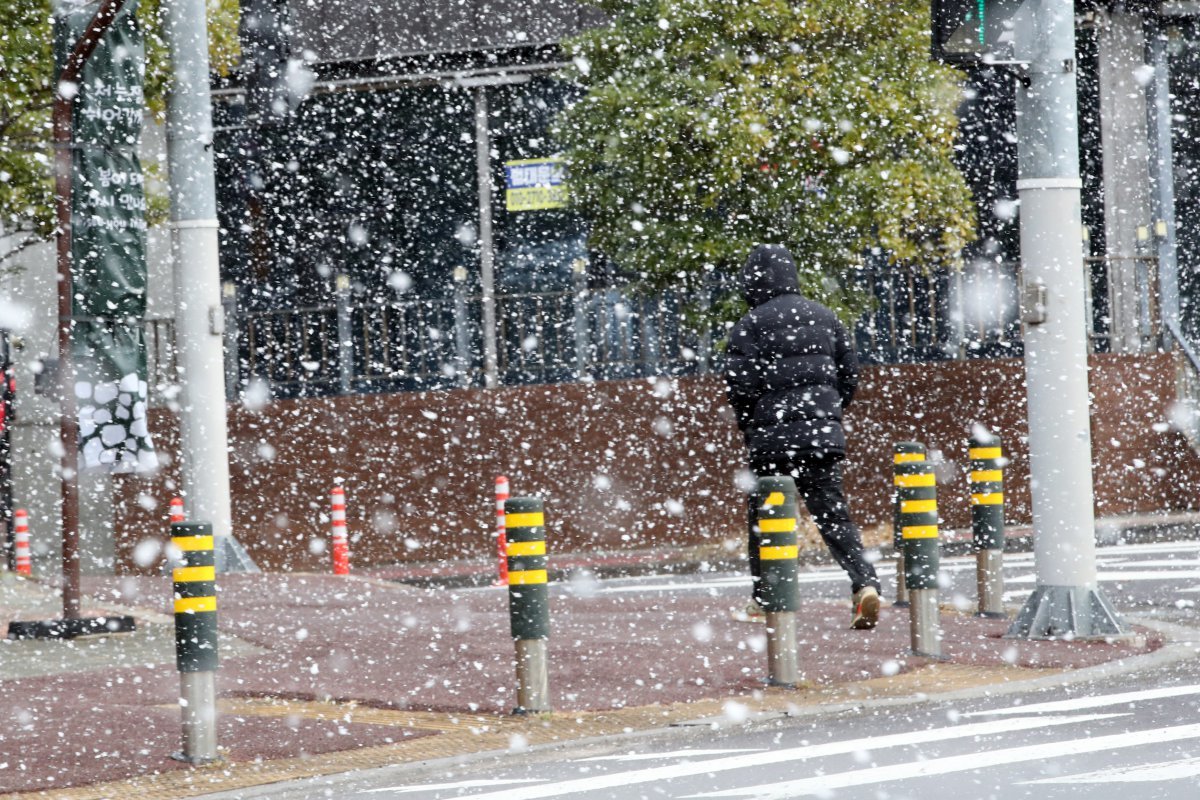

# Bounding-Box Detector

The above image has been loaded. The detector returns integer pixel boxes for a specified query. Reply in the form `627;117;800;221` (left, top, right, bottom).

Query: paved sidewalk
0;555;1170;800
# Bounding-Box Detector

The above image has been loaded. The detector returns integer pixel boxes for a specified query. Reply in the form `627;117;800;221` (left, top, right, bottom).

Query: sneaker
733;599;767;622
851;586;880;630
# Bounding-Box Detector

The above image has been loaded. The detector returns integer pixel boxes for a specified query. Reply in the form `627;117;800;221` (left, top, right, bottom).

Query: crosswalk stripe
1009;570;1200;583
684;722;1200;799
434;715;1117;800
1021;756;1200;784
962;683;1200;717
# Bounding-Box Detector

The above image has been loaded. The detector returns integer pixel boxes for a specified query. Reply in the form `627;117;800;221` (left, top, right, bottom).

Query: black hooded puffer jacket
723;245;858;462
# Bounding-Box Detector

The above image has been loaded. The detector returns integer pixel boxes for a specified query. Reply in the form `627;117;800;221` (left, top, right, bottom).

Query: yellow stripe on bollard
758;517;797;533
900;499;937;514
505;512;545;529
970;470;1003;482
902;525;939;539
760;545;799;560
174;596;217;614
894;473;937;487
972;493;1005;505
507;569;548;585
506;540;546;557
969;447;1002;460
172;565;215;582
172;536;214;551
763;492;786;506
894;452;925;463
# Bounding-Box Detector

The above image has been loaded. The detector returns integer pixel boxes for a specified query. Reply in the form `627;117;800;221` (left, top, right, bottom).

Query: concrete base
1005;584;1127;639
215;534;260;573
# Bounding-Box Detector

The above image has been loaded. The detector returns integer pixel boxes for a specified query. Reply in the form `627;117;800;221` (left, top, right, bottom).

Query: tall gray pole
1006;0;1122;638
162;0;256;572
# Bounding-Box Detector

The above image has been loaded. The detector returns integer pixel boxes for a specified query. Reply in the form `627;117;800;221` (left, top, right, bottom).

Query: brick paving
0;565;1164;798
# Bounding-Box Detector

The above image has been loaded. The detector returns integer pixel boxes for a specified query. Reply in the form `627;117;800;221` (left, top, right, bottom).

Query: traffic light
931;0;1027;64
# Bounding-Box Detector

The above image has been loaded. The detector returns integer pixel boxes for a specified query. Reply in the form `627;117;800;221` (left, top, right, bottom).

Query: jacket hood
741;244;801;308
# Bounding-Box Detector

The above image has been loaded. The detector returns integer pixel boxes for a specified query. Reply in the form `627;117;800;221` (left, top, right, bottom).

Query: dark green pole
171;521;218;763
755;476;799;687
892;442;926;608
970;431;1007;618
898;460;941;658
505;496;550;714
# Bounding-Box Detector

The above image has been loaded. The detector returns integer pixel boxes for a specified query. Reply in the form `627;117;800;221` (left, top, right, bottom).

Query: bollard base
975;611;1008;620
179;670;219;765
513;638;551;715
908;588;942;660
976;548;1006;618
765;611;799;689
169;750;222;766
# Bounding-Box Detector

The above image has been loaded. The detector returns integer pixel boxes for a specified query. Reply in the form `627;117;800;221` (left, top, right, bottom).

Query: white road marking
575;749;761;763
1022;756;1200;783
433;715;1117;800
962;683;1200;717
1008;570;1200;583
685;722;1200;799
362;779;545;794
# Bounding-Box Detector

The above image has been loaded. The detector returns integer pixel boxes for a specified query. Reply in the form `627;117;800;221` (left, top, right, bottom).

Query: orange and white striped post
495;476;509;585
14;509;31;576
169;497;185;524
330;485;350;575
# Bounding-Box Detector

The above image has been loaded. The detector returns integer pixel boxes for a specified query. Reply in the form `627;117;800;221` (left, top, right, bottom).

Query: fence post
898;458;941;658
970;431;1006;618
505;496;550;714
335;273;354;394
453;266;472;387
171;521;219;764
221;281;238;402
756;476;799;688
572;259;589;381
892;442;926;608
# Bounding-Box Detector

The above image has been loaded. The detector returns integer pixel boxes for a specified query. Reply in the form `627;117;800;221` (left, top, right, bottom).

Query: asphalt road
199;540;1200;800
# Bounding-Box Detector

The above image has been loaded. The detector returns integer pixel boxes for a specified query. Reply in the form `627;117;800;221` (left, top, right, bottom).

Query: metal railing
1164;318;1200;453
231;287;715;398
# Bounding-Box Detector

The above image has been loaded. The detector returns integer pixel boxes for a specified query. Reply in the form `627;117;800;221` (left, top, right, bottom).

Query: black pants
747;454;881;599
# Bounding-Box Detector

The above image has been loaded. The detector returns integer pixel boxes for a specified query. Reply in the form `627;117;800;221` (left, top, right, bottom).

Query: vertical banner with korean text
54;0;156;472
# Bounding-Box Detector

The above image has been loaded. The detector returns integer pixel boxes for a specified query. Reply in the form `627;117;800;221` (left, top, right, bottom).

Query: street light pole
161;0;256;571
1007;0;1124;638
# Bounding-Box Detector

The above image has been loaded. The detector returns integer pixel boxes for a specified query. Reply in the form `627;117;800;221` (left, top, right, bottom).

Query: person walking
724;244;882;629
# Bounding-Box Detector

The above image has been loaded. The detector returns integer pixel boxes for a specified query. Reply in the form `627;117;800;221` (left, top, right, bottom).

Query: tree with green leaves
555;0;976;319
0;0;239;268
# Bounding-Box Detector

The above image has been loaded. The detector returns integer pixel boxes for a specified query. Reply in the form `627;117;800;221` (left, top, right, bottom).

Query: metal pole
52;0;127;619
969;432;1006;618
1007;0;1124;638
170;521;219;764
1146;27;1179;336
505;496;550;714
162;0;255;573
755;476;799;688
898;458;940;658
892;442;925;608
474;87;499;389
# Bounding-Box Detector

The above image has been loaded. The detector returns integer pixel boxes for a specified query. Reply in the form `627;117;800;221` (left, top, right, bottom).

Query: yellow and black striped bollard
171;521;219;764
505;496;551;714
970;431;1007;618
756;476;800;688
898;458;942;658
892;442;926;608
